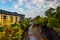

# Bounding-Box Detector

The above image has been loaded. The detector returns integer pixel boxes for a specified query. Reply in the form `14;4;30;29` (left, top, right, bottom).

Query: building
20;14;25;20
0;9;25;26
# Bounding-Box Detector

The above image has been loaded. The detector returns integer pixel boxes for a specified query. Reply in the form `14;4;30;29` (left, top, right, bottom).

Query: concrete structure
0;9;25;26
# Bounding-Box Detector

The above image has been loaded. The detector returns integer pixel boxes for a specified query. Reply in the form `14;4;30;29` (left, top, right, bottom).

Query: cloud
0;0;6;4
0;0;13;4
13;1;25;14
13;0;60;18
16;8;24;14
18;0;24;5
32;0;44;4
13;4;25;14
8;0;12;2
13;4;19;9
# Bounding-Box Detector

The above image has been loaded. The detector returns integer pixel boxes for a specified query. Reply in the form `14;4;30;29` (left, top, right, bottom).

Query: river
28;24;36;40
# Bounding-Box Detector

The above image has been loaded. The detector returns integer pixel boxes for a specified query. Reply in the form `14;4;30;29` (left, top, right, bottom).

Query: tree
35;16;48;27
45;8;55;18
45;6;60;35
19;19;29;31
55;6;60;20
35;16;40;19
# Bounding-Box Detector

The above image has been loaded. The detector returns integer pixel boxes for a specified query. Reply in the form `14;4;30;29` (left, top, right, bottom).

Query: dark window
16;17;17;23
11;16;13;22
3;16;6;20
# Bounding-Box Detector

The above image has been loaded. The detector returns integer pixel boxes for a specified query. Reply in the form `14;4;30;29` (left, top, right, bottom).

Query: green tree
45;8;55;18
35;16;40;19
45;6;60;35
35;16;48;27
19;19;29;31
55;6;60;20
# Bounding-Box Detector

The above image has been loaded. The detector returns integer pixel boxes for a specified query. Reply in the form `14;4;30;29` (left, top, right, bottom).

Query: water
29;36;36;40
28;24;36;40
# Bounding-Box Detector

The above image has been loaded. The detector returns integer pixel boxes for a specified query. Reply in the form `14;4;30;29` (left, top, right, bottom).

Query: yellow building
0;10;25;26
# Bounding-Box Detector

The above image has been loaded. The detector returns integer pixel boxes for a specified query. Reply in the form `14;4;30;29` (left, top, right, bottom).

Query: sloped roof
0;9;25;16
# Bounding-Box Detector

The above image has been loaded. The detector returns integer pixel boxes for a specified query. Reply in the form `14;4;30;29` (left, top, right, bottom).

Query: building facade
0;9;25;26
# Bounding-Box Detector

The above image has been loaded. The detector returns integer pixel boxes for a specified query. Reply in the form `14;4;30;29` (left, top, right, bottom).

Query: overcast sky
0;0;60;18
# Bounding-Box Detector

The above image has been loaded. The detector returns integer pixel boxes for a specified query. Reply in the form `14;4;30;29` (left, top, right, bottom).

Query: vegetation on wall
0;18;29;40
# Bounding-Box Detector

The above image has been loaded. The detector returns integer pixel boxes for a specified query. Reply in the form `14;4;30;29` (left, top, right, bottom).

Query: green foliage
0;27;4;32
35;16;48;26
45;6;60;34
35;6;60;35
47;17;60;28
47;18;56;27
0;18;29;40
45;8;55;18
56;6;60;14
35;16;40;19
0;26;23;40
19;19;29;31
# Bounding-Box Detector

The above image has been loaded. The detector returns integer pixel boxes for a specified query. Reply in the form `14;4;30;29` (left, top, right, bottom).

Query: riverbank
23;24;47;40
31;24;45;40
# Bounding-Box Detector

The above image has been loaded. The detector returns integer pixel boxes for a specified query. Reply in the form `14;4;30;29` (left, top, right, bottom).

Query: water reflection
29;36;36;40
28;24;36;40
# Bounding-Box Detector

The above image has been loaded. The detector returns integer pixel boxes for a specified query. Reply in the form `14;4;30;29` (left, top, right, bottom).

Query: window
16;17;17;23
11;16;13;22
3;16;6;20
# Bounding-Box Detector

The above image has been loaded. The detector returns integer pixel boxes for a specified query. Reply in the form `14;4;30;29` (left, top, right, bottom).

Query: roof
0;9;25;16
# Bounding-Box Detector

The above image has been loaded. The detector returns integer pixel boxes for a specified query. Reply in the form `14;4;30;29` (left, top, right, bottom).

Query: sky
0;0;60;18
